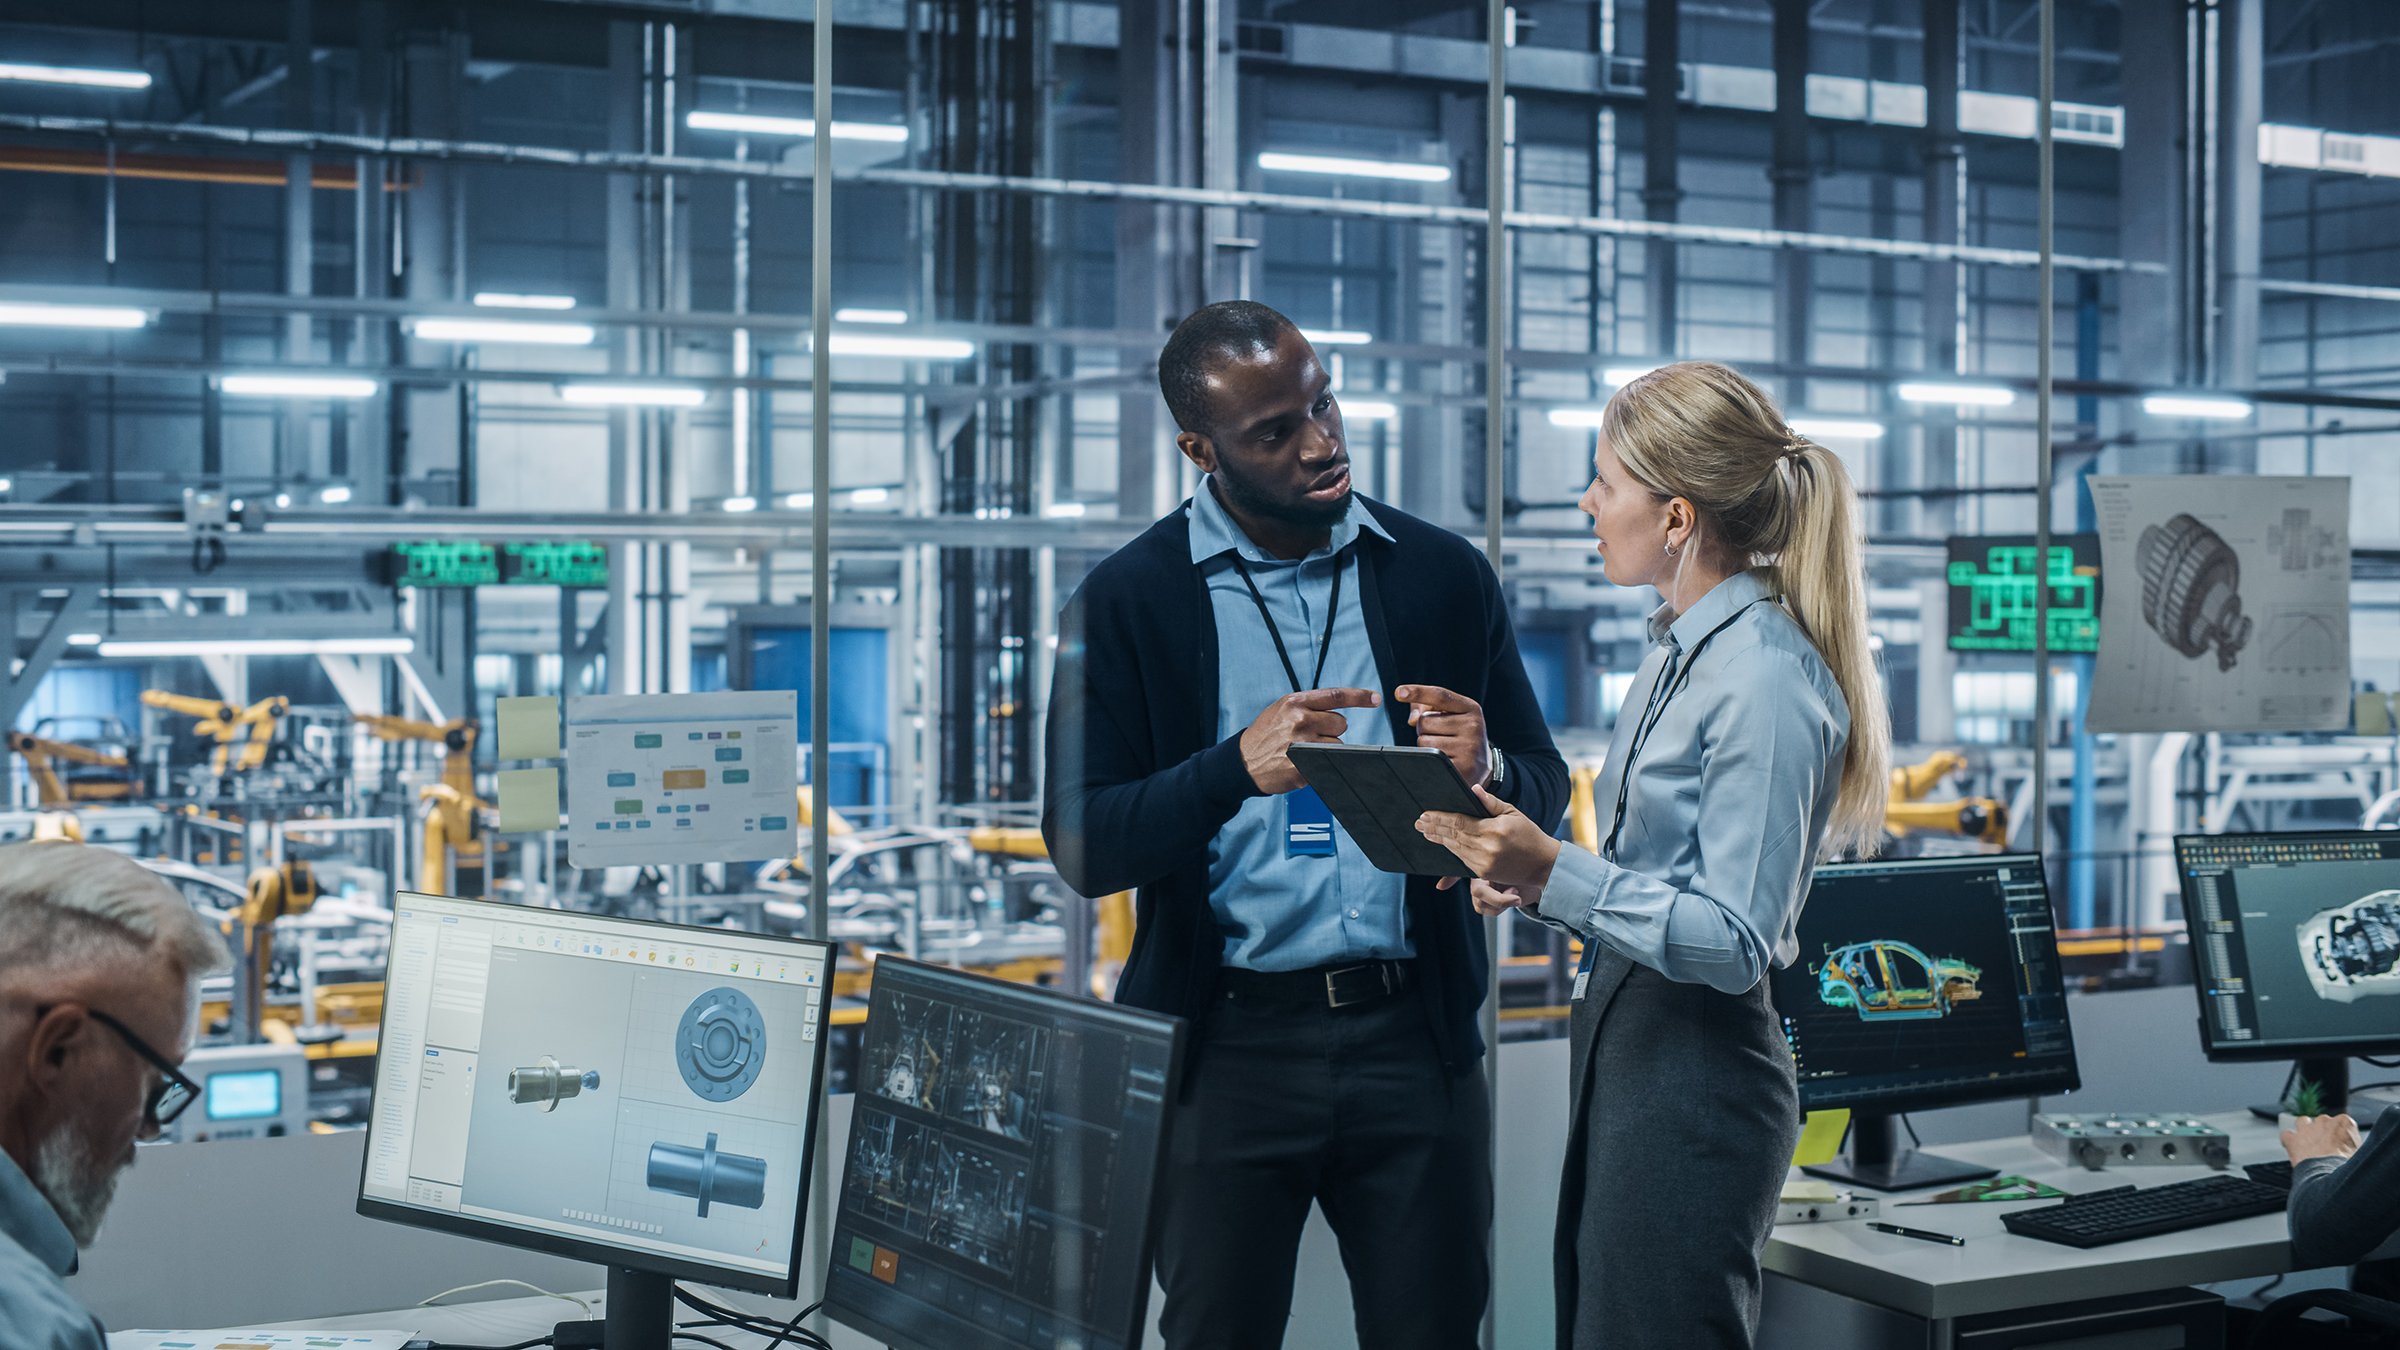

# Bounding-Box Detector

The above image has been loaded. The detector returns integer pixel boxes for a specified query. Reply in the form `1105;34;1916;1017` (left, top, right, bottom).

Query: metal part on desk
1779;1193;1880;1225
158;1042;309;1143
2032;1114;2232;1170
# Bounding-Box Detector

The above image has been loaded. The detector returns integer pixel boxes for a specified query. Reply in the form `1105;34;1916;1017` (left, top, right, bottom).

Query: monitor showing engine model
1773;853;2081;1110
357;892;834;1296
2178;830;2400;1059
826;958;1185;1350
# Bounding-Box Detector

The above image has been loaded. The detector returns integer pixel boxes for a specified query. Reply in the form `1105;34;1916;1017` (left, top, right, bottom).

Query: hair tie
1781;439;1806;462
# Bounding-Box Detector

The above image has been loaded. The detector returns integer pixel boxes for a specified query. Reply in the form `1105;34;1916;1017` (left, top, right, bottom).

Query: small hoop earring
1664;542;1680;557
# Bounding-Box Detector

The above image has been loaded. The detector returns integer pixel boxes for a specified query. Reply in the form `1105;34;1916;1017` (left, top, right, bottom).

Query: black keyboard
2244;1160;2294;1189
2001;1174;2289;1248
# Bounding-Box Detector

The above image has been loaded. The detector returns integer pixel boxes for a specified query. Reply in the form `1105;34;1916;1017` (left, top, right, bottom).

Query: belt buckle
1323;961;1392;1009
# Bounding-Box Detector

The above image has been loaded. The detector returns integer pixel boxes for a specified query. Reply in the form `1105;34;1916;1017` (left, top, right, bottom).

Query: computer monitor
358;893;834;1347
826;957;1185;1350
2177;829;2400;1116
1772;853;2082;1191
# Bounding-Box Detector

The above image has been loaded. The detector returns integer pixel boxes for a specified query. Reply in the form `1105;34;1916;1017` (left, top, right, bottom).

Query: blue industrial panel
746;626;889;809
13;666;143;735
1515;627;1571;728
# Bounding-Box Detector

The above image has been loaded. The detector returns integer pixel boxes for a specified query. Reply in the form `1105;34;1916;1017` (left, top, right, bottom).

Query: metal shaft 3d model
507;1057;601;1111
647;1131;768;1218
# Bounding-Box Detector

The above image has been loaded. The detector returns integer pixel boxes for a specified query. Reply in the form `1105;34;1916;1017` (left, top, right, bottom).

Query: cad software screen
1772;855;2079;1109
2179;831;2400;1056
827;958;1182;1350
359;893;832;1286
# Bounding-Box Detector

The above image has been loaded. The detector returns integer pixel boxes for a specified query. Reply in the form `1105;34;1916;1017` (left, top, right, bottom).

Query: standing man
0;842;229;1350
1042;301;1568;1348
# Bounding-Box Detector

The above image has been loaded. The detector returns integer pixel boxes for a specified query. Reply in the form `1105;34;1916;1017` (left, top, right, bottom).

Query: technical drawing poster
565;690;800;866
2087;475;2350;733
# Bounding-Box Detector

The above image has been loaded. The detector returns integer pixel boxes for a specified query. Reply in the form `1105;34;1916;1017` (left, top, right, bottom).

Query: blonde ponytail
1602;361;1893;858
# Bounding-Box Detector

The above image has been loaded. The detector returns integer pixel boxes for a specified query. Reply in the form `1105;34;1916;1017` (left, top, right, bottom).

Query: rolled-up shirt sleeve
1537;645;1842;995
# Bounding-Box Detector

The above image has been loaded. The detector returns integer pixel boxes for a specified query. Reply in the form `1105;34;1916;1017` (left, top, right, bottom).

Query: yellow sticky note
497;767;561;833
497;696;562;759
1792;1109;1851;1168
2357;692;2395;737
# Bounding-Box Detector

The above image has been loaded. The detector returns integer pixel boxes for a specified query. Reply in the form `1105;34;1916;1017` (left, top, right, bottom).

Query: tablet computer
1286;743;1491;878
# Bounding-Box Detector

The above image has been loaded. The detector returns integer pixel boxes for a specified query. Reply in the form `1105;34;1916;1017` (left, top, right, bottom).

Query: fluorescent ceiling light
722;495;759;513
1342;400;1399;420
98;636;417;658
0;302;149;330
1303;329;1373;347
782;492;815;510
824;334;976;360
1256;151;1451;183
835;308;909;325
1789;417;1887;440
557;383;708;408
2142;393;2253;420
219;373;379;399
67;632;101;647
0;477;12;493
0;62;151;90
318;485;353;505
1547;408;1609;429
272;493;293;509
1044;502;1088;519
473;292;577;310
1603;365;1660;386
409;317;596;345
1896;381;2016;408
849;487;892;506
685;110;910;143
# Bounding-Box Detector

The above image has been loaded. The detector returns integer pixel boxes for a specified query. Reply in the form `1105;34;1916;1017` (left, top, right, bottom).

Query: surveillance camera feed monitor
356;892;834;1294
2178;831;2400;1058
827;958;1186;1350
1771;854;2080;1110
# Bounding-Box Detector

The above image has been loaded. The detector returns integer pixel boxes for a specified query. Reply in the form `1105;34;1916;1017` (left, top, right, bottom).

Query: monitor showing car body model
358;892;834;1343
1771;853;2081;1190
2177;830;2400;1114
826;958;1185;1350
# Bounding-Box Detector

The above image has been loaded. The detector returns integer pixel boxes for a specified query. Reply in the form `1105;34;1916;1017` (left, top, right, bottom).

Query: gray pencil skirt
1552;946;1802;1350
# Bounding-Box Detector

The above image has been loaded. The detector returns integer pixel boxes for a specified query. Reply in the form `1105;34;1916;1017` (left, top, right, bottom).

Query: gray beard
33;1125;121;1248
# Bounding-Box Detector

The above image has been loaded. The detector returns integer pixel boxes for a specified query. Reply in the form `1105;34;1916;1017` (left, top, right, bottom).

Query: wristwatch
1485;743;1506;789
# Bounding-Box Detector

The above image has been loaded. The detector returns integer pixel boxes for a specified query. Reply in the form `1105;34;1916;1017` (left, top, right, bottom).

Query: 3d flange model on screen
647;1131;769;1218
677;985;767;1102
1814;940;1984;1022
2301;890;2400;1005
2137;512;2252;672
506;1056;601;1111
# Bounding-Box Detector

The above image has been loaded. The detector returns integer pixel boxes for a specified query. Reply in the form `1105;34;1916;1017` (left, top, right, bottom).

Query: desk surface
1764;1109;2339;1321
246;1290;811;1348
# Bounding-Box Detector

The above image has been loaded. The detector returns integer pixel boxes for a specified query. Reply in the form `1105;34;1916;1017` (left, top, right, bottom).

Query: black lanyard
1230;550;1345;695
1601;596;1773;858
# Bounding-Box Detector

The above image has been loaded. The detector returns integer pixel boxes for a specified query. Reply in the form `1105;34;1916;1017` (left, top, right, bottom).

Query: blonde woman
1414;361;1890;1349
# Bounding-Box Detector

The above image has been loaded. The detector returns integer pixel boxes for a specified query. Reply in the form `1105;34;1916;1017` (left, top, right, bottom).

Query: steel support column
1770;0;1811;398
1917;0;1963;540
2214;0;2262;396
1642;0;1681;357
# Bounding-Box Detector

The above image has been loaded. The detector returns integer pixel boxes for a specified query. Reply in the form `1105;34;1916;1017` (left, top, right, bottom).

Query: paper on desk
497;766;562;832
110;1331;419;1350
1897;1174;2069;1205
497;695;563;759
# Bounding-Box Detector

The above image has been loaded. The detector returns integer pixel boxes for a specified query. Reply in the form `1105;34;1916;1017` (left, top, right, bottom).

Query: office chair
2247;1288;2400;1348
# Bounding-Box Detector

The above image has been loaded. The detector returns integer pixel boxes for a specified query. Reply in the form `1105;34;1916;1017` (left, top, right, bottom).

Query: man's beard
1214;454;1351;530
33;1123;125;1248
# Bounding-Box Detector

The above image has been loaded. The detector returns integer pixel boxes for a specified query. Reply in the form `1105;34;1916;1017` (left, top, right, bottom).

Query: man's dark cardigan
1041;495;1570;1074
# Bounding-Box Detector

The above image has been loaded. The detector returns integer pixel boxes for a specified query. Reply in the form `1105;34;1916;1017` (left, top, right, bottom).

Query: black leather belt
1219;958;1415;1009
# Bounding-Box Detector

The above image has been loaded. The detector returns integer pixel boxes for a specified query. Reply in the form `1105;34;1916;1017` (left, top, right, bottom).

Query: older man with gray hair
0;841;229;1349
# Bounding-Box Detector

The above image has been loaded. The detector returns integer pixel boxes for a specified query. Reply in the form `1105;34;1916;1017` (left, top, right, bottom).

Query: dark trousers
1154;982;1492;1350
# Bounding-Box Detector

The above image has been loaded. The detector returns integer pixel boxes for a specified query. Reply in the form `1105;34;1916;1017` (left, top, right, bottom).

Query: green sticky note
496;767;561;833
496;696;562;759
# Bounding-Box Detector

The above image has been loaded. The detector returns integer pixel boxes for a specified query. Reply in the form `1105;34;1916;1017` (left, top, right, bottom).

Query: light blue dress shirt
1191;480;1412;971
0;1145;106;1350
1537;568;1850;995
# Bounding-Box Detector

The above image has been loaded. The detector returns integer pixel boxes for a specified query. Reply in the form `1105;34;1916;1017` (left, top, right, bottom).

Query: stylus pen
1866;1222;1965;1247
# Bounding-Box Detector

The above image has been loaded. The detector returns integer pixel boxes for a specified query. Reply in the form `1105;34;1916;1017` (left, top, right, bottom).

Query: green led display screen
504;541;610;588
392;540;609;588
1945;534;2102;654
392;541;501;587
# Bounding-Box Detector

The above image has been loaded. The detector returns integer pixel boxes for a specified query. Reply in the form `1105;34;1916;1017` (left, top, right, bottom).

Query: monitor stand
604;1266;674;1349
2249;1056;2351;1123
1800;1111;1999;1193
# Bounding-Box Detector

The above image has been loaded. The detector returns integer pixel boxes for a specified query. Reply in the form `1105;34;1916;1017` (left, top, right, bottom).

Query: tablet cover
1285;743;1490;877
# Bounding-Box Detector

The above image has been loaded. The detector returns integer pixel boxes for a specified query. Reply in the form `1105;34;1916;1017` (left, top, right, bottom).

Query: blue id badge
1286;787;1337;857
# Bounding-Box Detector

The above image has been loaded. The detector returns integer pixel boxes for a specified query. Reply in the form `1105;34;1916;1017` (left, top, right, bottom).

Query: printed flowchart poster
2087;475;2351;733
565;690;800;867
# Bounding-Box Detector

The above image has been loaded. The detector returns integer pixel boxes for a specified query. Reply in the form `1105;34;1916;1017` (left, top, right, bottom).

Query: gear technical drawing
506;1056;601;1111
2137;513;2253;672
646;1131;769;1218
676;985;768;1102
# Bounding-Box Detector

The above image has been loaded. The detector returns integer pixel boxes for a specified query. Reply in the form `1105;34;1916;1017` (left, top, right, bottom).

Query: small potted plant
2279;1078;2329;1135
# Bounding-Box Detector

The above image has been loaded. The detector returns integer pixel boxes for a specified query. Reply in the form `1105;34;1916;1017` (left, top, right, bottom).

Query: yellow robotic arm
7;732;133;808
355;716;487;895
1886;751;2010;846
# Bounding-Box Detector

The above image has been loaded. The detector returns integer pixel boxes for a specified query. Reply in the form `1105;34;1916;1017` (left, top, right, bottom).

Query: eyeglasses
36;1004;200;1130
